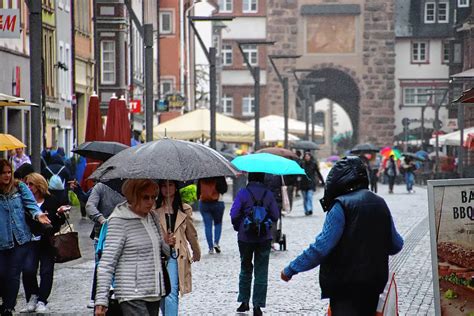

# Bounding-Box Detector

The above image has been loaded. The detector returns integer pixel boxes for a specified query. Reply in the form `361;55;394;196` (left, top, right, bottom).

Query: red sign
0;9;20;38
15;66;20;97
130;100;141;113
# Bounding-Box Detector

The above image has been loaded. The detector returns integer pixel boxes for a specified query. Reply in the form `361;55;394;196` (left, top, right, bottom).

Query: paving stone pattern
13;184;434;315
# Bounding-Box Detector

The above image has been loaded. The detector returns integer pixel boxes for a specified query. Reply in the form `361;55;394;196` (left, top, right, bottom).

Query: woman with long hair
21;173;69;313
153;180;201;316
0;159;50;316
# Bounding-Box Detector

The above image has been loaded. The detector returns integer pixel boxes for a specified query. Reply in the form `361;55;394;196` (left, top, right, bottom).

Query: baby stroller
274;177;291;251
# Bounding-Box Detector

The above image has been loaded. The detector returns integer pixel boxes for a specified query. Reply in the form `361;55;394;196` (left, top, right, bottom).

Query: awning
451;68;474;79
0;93;37;107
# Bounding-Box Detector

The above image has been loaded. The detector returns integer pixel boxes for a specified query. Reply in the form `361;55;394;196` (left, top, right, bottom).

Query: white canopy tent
247;115;323;139
429;127;474;146
152;108;261;143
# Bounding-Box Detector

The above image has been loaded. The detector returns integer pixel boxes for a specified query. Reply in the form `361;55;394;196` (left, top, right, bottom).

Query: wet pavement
13;183;434;315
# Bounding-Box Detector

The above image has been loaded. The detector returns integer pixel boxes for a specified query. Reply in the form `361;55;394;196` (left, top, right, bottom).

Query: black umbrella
402;152;425;161
350;143;380;154
290;140;320;150
90;138;239;181
72;141;129;161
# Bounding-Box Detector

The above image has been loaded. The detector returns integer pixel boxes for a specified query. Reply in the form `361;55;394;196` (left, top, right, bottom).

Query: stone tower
266;0;396;148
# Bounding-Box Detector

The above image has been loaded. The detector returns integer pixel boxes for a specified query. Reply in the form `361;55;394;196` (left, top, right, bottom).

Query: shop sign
428;179;474;315
0;9;20;39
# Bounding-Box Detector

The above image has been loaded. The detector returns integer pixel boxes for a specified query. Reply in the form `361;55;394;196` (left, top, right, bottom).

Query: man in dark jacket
281;156;404;315
299;151;324;215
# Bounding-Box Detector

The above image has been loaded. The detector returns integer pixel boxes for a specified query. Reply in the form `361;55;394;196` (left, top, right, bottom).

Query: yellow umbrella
0;134;26;151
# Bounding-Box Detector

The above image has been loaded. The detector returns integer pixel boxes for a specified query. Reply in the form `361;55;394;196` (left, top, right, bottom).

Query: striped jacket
95;202;170;307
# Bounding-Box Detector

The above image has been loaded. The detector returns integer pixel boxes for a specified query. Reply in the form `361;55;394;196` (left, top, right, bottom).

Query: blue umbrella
231;153;306;175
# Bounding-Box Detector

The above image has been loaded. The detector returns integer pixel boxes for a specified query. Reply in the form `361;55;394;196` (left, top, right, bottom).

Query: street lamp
405;89;448;172
123;0;154;142
237;40;276;150
268;54;301;148
188;16;234;149
293;69;325;141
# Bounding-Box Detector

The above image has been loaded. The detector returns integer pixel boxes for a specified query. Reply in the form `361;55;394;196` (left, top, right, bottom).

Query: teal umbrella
231;153;306;175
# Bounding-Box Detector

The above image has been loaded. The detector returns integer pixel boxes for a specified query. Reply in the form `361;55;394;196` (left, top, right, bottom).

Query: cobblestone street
14;183;434;315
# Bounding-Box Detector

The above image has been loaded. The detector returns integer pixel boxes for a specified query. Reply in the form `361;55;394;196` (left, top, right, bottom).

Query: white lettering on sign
0;9;20;39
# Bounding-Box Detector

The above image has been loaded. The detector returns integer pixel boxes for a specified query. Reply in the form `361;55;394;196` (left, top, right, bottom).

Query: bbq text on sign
0;9;20;39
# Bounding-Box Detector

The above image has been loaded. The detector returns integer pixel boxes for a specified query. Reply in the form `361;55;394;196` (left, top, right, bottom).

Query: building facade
394;0;459;147
95;0;129;110
74;0;95;145
0;0;32;151
214;0;268;120
54;0;74;152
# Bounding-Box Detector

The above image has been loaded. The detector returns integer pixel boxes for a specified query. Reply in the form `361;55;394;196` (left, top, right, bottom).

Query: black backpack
243;189;272;237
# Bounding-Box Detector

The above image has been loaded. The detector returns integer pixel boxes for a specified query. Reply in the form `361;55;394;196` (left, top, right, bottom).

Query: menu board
428;179;474;315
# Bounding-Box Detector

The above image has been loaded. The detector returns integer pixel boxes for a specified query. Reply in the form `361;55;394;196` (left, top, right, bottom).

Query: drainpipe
180;0;187;97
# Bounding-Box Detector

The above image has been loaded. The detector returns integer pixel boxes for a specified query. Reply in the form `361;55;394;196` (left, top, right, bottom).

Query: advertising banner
428;179;474;315
0;9;20;39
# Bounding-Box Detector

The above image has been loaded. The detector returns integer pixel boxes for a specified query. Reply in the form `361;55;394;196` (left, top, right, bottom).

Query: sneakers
87;299;95;309
22;294;38;312
236;302;250;312
208;248;215;255
214;244;221;254
253;306;263;316
35;301;48;313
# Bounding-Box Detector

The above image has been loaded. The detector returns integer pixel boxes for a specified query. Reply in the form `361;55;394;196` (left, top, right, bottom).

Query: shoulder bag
49;218;82;263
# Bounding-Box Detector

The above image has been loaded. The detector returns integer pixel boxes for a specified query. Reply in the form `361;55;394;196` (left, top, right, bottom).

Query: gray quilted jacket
95;202;170;306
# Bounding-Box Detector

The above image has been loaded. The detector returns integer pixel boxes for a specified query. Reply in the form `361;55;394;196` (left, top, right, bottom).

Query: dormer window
424;1;449;24
458;0;469;8
438;2;449;23
425;2;435;23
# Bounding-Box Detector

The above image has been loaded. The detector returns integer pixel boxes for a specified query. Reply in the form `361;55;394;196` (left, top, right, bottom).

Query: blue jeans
199;201;225;250
302;190;314;213
22;240;55;304
160;251;179;316
237;240;271;308
405;172;414;191
0;242;30;311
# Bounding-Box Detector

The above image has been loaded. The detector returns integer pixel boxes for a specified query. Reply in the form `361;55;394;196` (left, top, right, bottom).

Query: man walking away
281;156;403;316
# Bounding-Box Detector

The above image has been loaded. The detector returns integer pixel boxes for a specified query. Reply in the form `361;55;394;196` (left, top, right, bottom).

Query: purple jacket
230;182;280;243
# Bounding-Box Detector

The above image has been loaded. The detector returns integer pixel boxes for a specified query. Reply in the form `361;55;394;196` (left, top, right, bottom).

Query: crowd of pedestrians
0;143;411;316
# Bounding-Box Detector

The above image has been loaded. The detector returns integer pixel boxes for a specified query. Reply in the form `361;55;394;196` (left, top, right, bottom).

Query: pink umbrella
85;93;104;142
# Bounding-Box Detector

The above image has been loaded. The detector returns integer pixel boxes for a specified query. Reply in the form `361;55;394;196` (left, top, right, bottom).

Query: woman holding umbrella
153;180;201;316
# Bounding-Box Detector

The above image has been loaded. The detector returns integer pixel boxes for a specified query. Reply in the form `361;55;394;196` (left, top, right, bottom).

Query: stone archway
297;67;361;144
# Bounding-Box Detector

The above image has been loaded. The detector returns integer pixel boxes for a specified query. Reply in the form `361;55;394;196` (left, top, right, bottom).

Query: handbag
49;218;82;263
281;177;291;214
